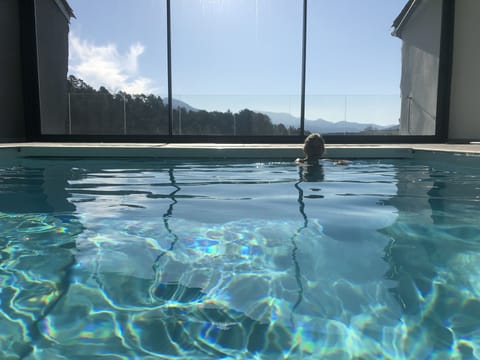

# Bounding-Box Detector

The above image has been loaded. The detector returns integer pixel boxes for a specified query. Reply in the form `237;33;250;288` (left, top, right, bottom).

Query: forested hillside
68;76;299;136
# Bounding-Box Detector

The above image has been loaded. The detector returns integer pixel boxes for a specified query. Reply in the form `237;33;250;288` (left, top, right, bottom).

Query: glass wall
306;0;402;136
306;0;442;136
37;0;169;135
170;0;303;136
34;0;445;140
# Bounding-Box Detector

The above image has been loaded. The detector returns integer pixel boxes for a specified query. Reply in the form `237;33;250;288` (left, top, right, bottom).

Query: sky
68;0;407;125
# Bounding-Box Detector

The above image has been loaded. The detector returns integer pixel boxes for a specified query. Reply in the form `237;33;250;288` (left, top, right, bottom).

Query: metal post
123;93;127;135
434;0;455;140
407;96;412;135
300;0;307;136
179;108;182;135
68;92;72;134
20;0;42;140
166;0;173;136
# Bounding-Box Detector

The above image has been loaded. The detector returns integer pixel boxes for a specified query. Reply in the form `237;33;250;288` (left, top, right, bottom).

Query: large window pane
34;0;444;140
38;0;169;135
306;0;440;136
171;0;303;136
303;94;400;135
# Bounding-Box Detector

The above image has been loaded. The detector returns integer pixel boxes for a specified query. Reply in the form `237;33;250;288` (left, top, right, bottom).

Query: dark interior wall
35;0;69;134
0;0;26;142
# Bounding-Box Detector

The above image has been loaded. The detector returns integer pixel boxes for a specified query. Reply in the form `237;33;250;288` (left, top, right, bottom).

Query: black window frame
20;0;454;144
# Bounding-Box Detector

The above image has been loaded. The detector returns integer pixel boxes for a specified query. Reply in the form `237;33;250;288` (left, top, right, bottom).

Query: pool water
1;157;480;359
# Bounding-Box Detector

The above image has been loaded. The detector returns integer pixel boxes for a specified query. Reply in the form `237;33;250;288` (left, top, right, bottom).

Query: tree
67;76;292;136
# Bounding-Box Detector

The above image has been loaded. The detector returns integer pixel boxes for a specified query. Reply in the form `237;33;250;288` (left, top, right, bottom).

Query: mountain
158;97;396;134
261;111;396;134
258;112;299;128
163;98;199;112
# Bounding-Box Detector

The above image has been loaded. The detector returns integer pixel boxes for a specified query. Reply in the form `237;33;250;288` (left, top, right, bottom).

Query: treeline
67;76;299;136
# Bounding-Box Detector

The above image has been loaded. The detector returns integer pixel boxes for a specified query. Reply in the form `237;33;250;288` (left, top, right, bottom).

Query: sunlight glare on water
0;157;480;358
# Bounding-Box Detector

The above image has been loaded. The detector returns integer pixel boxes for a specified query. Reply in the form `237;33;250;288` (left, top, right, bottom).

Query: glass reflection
382;158;480;354
0;158;81;357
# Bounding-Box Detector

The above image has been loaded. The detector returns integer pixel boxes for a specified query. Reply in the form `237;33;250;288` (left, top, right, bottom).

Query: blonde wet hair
303;133;325;161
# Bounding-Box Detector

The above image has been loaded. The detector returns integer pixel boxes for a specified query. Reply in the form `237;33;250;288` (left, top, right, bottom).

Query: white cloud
69;33;157;95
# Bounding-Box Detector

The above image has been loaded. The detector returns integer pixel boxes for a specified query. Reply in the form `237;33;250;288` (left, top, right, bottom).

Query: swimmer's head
303;133;325;162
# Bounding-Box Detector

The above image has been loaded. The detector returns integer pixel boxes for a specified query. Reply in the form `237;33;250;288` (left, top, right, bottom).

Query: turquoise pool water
1;156;480;359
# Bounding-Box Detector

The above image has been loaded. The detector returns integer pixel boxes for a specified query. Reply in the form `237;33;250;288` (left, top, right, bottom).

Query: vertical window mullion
300;0;307;136
166;0;173;136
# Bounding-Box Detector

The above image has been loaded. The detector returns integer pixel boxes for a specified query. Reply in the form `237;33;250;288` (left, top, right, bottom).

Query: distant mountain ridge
260;111;396;134
161;97;396;133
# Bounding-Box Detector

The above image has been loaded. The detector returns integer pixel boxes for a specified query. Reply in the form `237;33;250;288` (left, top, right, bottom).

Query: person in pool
296;133;326;164
295;133;350;166
295;133;325;182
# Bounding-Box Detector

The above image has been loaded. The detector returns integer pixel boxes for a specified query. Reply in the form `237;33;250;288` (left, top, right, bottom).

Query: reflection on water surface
0;158;479;358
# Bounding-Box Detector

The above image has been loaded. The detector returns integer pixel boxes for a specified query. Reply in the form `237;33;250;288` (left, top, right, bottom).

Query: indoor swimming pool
1;154;480;359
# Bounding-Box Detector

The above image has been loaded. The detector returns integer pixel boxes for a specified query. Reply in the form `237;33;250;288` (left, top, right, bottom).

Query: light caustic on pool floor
1;159;480;358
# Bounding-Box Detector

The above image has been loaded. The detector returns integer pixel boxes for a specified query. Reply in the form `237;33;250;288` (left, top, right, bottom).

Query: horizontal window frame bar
33;134;445;144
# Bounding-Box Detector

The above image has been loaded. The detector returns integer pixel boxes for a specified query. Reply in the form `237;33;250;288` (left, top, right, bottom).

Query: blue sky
68;0;406;125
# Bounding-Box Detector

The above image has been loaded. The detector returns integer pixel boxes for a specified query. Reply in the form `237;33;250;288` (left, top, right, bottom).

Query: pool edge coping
1;143;480;159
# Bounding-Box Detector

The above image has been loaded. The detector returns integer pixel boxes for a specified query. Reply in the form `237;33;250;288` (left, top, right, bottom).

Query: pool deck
1;142;480;159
